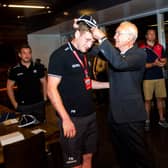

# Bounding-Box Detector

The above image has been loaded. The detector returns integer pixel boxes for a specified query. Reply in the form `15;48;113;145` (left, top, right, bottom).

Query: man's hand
62;118;76;138
159;58;167;65
91;27;106;41
14;102;18;110
154;58;165;67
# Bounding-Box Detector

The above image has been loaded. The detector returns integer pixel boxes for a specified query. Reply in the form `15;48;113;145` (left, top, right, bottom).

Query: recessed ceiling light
3;4;7;7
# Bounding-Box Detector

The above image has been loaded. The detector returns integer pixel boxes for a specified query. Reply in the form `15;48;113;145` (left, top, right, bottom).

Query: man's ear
128;35;133;42
18;53;21;58
73;19;79;29
74;30;80;39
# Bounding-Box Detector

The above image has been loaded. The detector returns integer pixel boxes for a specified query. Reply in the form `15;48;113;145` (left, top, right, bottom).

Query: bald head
119;21;138;42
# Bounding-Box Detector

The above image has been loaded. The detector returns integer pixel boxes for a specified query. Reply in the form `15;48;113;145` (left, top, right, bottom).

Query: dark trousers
17;101;46;122
109;122;155;168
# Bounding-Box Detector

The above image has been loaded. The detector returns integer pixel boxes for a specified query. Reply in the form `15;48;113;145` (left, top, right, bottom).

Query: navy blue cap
77;15;97;28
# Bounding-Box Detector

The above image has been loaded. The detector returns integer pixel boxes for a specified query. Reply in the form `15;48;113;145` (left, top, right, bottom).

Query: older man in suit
92;21;155;168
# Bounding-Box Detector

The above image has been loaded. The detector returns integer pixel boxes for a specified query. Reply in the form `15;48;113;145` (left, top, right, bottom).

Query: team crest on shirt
66;156;77;164
33;69;37;73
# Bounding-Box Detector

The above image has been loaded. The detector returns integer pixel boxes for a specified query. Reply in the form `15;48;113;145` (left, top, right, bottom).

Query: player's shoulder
9;63;21;71
49;43;71;62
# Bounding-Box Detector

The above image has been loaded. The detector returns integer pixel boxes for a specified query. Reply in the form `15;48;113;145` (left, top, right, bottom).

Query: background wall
28;34;62;68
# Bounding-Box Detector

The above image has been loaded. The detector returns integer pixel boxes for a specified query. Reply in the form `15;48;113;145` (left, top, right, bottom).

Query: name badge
84;77;92;90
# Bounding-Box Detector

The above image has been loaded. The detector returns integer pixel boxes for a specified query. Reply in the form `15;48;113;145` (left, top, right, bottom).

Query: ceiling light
8;4;46;9
63;11;69;16
3;4;7;7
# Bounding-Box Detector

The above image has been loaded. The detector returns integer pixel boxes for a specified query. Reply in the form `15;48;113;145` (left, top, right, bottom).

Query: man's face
114;25;131;50
77;31;95;53
19;48;32;63
146;30;156;42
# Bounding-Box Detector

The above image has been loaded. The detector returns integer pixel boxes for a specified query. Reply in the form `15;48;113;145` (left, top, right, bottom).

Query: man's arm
91;27;145;70
91;80;109;89
6;79;18;109
160;57;167;66
40;77;47;101
146;58;166;68
99;40;145;70
47;76;76;138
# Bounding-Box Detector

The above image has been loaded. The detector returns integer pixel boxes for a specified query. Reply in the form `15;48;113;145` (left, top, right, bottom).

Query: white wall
28;34;62;69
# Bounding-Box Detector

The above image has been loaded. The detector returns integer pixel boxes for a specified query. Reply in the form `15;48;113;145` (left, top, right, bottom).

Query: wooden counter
0;121;60;165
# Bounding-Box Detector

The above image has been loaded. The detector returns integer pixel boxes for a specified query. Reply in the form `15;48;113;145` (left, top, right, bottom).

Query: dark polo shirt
8;62;45;105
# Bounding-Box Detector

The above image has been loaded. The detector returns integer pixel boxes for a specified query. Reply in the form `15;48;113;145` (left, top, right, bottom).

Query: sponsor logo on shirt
72;64;80;68
70;109;76;114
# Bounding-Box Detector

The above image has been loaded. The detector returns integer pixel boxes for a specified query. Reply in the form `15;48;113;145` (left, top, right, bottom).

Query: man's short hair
76;15;97;33
77;22;92;32
18;44;32;53
120;21;138;42
146;28;157;35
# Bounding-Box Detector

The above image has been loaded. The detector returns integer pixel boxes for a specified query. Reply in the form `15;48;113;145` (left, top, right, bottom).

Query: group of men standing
6;15;167;168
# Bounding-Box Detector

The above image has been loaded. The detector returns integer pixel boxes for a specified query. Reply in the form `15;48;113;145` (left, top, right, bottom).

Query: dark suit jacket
99;40;147;123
